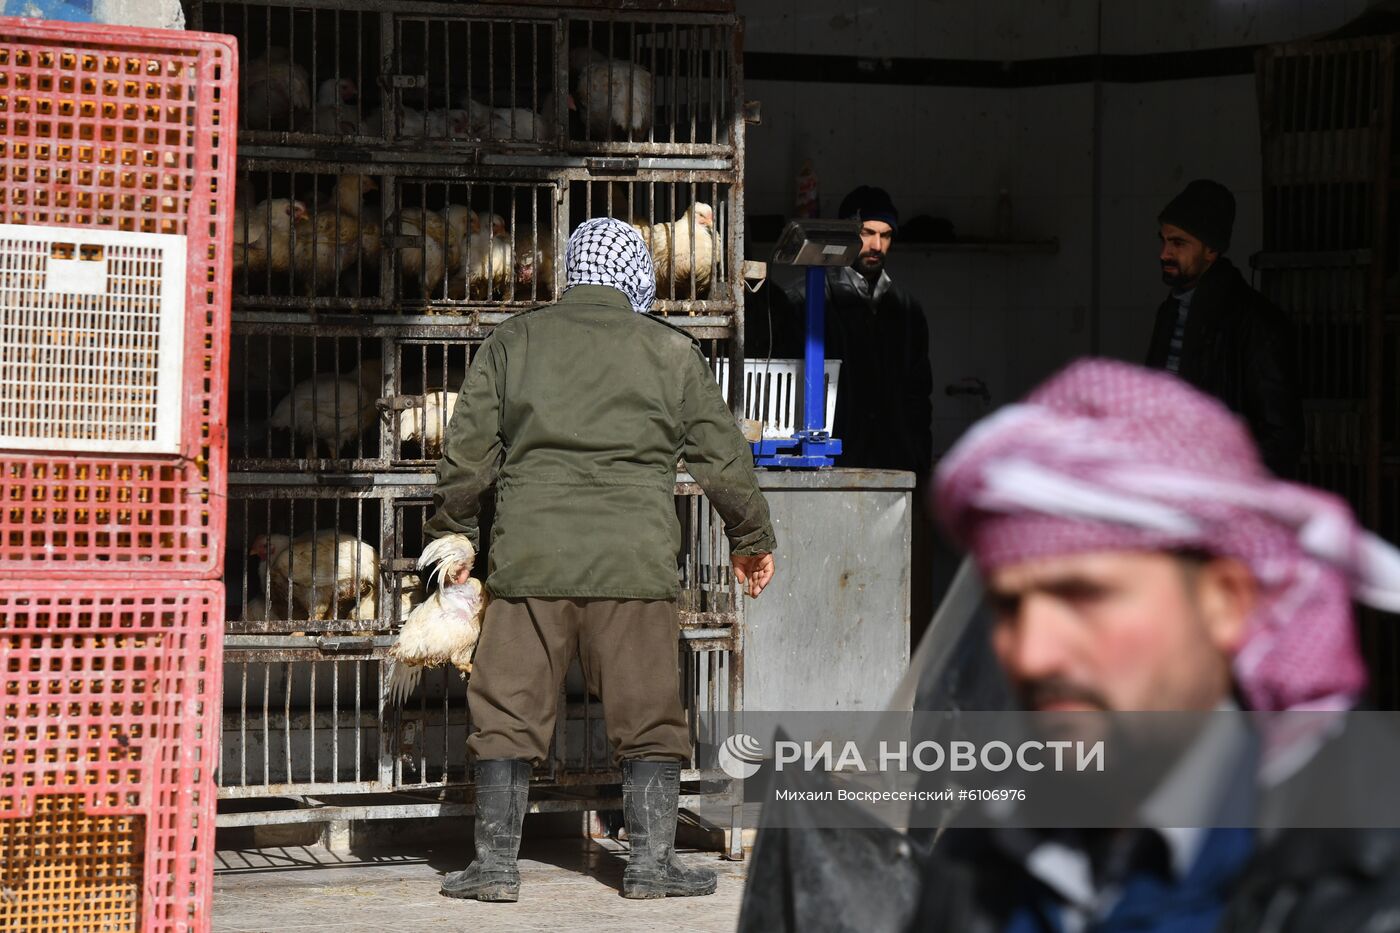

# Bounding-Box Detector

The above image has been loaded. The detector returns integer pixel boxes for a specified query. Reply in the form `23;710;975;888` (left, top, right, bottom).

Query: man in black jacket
754;185;934;477
1146;178;1304;476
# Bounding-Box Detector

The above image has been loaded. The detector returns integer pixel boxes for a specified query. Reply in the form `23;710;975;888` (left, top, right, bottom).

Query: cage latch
377;396;418;413
316;636;375;653
586;157;638;176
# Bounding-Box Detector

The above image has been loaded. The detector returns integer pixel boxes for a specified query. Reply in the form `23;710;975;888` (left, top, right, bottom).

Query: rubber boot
621;758;717;898
440;759;530;902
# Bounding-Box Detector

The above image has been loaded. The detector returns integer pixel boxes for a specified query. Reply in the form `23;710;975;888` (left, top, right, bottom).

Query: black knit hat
839;185;899;232
1158;179;1235;253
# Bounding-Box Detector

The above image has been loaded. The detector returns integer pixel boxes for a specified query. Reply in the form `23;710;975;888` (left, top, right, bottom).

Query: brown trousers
466;597;691;766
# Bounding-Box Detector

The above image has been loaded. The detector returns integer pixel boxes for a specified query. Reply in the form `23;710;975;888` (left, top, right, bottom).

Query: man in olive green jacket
425;218;776;903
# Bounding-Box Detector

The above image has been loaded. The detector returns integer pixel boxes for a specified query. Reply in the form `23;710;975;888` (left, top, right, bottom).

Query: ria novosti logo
718;733;765;779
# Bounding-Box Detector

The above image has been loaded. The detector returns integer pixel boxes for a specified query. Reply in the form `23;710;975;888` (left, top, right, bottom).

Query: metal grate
566;14;737;155
227;487;387;632
1257;36;1398;705
387;338;475;466
219;479;740;800
0;795;144;933
570;171;736;313
229;330;385;471
391;14;559;148
0;224;186;454
200;2;381;141
714;357;841;440
231;161;563;311
388;173;560;307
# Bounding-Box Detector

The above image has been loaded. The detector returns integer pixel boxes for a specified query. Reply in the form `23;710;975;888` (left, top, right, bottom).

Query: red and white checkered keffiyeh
934;359;1400;712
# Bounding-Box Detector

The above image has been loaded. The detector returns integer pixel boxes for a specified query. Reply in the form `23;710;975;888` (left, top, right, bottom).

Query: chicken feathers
387;534;488;705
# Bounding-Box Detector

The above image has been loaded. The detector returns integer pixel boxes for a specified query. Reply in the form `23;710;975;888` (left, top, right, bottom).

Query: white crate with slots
714;358;841;440
0;224;188;455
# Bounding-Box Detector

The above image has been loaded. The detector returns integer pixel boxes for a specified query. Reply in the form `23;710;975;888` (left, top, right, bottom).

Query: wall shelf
746;237;1060;257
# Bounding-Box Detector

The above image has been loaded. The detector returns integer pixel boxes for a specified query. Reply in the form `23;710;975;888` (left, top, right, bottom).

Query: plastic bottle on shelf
795;160;819;219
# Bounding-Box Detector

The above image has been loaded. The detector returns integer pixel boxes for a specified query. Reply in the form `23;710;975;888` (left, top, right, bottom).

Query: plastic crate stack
192;0;746;840
0;17;235;933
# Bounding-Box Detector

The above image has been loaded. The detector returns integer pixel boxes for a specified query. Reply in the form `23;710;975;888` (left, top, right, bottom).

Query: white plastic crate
0;224;187;455
714;358;841;439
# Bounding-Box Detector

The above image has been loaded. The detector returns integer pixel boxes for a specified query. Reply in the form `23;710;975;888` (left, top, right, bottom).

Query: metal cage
564;11;740;157
231;159;565;311
569;168;740;314
228;323;736;472
192;1;741;159
219;476;743;839
1255;38;1394;521
203;0;749;844
1256;36;1400;704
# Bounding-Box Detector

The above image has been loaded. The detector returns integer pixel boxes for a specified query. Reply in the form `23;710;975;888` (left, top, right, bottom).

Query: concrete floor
213;838;748;933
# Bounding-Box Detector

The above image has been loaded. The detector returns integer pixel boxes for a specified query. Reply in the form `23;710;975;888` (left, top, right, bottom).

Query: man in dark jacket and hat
1146;178;1304;477
756;185;934;477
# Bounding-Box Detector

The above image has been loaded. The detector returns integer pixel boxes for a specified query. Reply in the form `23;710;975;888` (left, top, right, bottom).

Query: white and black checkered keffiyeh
564;217;656;313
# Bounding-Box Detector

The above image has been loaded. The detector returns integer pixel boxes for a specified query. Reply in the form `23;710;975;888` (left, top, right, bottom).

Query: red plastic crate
0;17;237;578
0;580;223;933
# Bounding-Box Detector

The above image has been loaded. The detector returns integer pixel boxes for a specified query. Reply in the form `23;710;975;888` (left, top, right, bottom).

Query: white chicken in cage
571;49;654;142
249;530;380;624
441;204;477;251
269;358;383;460
375;105;482;139
396;390;459;459
513;224;556;298
241;596;273;622
232;198;308;277
305;77;360;135
393;207;461;299
489;106;551;142
463;227;515;300
633;202;716;300
442;210;511;300
293;174;378;295
241;47;311;131
387;534;488;705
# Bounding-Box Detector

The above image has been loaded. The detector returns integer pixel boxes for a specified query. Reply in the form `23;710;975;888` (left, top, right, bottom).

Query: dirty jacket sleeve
423;337;505;547
679;346;777;557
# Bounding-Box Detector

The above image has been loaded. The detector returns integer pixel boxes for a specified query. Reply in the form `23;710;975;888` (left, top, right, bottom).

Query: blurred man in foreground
917;358;1400;929
738;359;1400;933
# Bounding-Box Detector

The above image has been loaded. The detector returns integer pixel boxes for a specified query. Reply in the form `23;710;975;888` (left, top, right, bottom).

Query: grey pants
465;597;691;766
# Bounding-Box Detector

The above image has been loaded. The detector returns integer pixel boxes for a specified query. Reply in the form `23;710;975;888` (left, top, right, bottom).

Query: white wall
740;0;1373;453
0;0;185;28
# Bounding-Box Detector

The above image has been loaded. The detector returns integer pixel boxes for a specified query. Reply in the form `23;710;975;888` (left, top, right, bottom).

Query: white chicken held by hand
388;534;489;704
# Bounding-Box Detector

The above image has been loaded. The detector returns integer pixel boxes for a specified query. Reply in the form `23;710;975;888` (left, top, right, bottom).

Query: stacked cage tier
192;0;748;849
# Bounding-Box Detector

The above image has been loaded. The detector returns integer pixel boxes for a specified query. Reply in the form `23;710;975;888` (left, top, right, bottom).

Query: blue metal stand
754;266;843;468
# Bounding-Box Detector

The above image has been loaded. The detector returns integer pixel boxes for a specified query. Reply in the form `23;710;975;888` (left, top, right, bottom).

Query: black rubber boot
621;759;717;899
440;759;530;902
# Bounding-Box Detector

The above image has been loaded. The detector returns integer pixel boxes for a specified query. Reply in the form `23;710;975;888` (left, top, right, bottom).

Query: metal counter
743;469;914;711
